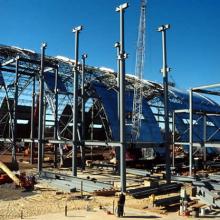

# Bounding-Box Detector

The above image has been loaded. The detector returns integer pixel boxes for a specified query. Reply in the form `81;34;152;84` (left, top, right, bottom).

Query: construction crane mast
132;0;146;140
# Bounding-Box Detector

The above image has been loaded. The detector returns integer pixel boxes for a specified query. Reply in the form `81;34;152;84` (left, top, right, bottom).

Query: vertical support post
42;97;46;159
172;112;175;168
30;75;35;164
203;114;207;169
72;26;83;176
12;57;19;164
54;67;59;168
158;24;171;183
189;89;193;176
38;43;47;173
114;42;121;175
90;100;94;160
116;2;129;193
81;53;87;170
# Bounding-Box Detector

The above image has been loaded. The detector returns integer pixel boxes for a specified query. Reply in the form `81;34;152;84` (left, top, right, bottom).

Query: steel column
189;89;193;176
116;2;129;193
12;58;19;164
30;76;35;164
54;67;58;167
203;114;207;169
172;112;175;167
158;24;171;183
72;26;82;176
115;41;121;175
38;43;47;173
81;53;87;170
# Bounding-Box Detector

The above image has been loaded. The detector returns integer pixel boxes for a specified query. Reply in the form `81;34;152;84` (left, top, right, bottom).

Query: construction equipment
132;0;146;140
0;160;20;186
0;160;36;190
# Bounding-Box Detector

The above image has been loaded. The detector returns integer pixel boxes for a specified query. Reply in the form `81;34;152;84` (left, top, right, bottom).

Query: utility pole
38;42;47;173
72;25;82;176
81;53;87;170
157;24;171;183
116;2;129;193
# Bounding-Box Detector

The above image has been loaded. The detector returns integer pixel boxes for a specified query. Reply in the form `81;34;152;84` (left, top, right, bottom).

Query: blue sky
1;0;220;90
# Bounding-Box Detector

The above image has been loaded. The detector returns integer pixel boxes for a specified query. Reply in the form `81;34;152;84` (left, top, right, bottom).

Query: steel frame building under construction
1;43;220;191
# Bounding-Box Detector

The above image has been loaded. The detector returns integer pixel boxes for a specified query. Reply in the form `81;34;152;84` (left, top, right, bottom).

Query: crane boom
132;0;146;140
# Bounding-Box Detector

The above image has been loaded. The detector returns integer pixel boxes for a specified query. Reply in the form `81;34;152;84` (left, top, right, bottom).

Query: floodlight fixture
157;24;170;32
114;42;120;48
116;2;129;12
82;53;88;59
72;25;83;33
41;42;47;49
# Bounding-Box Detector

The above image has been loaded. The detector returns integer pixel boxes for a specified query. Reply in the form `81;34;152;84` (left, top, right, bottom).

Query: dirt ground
0;156;219;220
10;208;185;220
0;180;181;220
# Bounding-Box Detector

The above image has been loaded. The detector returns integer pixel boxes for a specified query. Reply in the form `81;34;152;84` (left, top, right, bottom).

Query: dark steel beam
192;83;220;91
158;24;171;183
189;89;193;176
114;42;121;175
81;53;87;170
54;68;58;168
1;58;16;67
38;43;47;173
116;2;129;193
72;25;82;176
30;75;36;164
12;58;19;164
194;89;220;96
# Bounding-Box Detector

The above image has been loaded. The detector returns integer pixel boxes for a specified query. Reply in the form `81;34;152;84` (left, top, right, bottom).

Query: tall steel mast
132;0;146;140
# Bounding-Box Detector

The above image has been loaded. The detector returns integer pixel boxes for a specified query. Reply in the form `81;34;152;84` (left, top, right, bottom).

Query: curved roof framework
0;44;220;148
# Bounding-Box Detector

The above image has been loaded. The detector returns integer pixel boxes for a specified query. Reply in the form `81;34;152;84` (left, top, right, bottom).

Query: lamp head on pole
157;24;170;32
116;2;129;12
72;25;83;33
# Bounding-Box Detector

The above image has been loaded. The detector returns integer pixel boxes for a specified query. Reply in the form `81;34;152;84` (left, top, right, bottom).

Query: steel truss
0;45;162;167
172;84;220;176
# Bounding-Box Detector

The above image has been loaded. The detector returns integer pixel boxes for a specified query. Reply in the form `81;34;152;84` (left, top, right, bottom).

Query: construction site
1;1;220;219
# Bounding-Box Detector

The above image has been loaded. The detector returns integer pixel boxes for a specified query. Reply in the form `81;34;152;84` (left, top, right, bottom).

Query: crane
132;0;146;140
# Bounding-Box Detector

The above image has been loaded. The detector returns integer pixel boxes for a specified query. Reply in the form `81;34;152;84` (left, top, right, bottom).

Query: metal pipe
72;25;83;176
30;75;35;164
172;112;175;167
203;114;207;169
12;58;19;164
116;2;129;193
192;83;220;91
38;43;47;173
157;24;171;183
54;67;58;168
189;89;193;176
81;53;87;170
114;41;121;175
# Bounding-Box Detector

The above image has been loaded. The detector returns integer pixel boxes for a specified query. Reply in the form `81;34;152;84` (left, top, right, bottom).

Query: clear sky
0;0;220;90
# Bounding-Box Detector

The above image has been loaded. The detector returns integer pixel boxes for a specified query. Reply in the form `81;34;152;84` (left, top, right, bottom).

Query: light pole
72;25;83;176
116;2;129;193
38;42;47;173
158;24;171;183
81;53;88;170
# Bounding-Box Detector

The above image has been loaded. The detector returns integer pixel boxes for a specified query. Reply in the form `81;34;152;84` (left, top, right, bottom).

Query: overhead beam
192;83;220;91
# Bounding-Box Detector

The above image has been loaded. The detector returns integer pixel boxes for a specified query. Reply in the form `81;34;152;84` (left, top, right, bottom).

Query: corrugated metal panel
91;82;162;143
